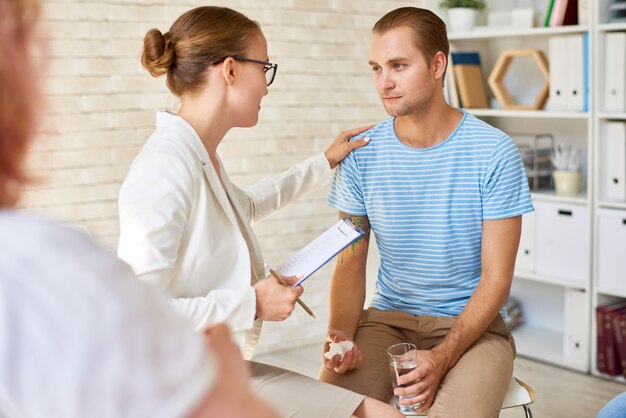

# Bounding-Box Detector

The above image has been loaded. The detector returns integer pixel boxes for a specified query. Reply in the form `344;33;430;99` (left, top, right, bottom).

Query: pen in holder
551;143;581;196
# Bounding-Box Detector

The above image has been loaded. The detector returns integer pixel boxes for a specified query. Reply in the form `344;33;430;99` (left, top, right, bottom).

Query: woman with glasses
118;6;400;418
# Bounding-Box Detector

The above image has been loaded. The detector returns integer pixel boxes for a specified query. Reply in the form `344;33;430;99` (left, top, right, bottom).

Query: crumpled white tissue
324;340;354;361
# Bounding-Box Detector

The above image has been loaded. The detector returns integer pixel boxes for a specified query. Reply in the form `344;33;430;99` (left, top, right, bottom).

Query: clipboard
275;218;364;287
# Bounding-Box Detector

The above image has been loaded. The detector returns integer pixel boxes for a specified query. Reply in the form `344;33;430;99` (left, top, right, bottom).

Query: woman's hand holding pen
254;274;303;321
324;125;374;169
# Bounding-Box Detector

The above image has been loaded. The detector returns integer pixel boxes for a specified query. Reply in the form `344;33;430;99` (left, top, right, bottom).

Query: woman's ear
221;57;237;86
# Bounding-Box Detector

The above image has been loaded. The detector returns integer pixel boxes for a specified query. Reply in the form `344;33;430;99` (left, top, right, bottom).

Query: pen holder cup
552;170;580;196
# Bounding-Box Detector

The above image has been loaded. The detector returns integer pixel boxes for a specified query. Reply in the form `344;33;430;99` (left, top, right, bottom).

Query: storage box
487;10;511;27
534;201;590;283
512;8;534;29
597;208;626;293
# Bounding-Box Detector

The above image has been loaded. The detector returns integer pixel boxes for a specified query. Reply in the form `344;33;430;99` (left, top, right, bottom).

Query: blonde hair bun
141;28;174;77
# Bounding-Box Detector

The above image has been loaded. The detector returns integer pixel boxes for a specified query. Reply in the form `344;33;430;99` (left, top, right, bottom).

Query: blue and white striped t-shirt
327;112;534;317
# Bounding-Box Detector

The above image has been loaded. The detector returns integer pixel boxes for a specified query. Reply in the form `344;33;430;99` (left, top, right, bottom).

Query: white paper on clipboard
275;218;364;287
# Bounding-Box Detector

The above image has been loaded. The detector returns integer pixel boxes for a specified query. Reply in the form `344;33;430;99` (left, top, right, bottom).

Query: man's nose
380;71;394;91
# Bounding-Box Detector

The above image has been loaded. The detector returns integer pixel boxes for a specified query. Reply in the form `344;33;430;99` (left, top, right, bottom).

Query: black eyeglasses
212;55;278;86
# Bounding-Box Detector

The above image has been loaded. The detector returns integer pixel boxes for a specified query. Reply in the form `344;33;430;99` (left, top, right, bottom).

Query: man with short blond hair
319;7;533;418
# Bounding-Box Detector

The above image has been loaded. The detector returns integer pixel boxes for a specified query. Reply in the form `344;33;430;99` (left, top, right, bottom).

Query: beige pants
250;361;365;418
318;308;515;418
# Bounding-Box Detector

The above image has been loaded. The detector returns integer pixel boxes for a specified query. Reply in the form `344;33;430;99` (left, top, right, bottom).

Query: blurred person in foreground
0;1;278;417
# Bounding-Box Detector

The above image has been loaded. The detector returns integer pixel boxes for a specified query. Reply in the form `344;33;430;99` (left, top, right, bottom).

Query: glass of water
387;342;423;414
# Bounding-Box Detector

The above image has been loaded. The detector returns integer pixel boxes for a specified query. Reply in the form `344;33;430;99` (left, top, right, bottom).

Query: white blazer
118;111;330;358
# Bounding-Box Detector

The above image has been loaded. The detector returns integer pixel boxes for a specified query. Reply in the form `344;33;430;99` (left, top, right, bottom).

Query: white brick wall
25;0;421;354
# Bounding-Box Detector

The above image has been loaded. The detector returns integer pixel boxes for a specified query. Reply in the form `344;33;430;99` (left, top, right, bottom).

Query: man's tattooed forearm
339;213;370;262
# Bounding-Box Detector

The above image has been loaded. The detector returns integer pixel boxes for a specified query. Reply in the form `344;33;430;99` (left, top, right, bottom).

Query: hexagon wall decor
488;49;549;110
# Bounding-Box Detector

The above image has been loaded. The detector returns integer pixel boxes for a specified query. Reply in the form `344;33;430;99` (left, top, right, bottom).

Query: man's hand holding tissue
322;329;362;374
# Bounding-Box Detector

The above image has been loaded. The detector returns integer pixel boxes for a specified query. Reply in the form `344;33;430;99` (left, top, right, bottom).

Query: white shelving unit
448;24;589;40
514;269;589;290
532;190;588;205
597;200;626;210
591;2;626;383
447;1;594;373
469;108;589;119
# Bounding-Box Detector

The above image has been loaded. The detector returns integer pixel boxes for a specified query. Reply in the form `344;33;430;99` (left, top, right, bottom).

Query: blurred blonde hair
0;0;40;207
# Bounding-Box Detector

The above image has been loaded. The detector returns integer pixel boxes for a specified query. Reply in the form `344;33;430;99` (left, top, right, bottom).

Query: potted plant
550;144;582;196
439;0;487;33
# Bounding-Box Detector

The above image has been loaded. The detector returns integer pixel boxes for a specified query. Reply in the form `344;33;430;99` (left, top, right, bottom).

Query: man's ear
221;57;237;86
432;51;447;80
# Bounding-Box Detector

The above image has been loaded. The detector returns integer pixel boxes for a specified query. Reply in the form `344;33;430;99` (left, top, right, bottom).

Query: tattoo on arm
339;212;370;262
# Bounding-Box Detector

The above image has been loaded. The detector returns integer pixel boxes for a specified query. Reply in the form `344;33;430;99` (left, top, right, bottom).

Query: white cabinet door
516;211;536;272
564;288;589;370
597;208;626;293
535;201;590;284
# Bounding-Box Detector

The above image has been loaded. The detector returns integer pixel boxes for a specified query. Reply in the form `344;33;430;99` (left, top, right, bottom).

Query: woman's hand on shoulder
324;125;373;169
